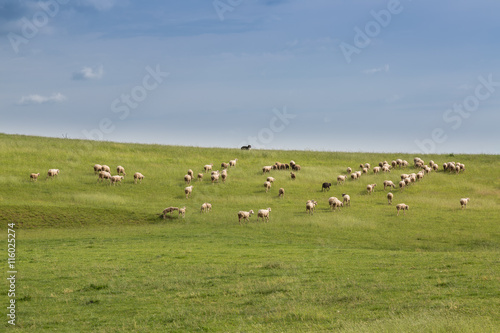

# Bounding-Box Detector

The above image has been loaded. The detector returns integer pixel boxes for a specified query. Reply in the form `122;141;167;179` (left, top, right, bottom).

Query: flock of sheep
29;155;470;223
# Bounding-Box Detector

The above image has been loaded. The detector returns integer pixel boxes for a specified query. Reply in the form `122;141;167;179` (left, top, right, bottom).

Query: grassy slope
1;133;499;332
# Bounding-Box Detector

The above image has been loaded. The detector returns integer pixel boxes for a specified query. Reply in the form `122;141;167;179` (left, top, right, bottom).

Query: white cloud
364;64;389;75
18;93;67;105
72;65;103;80
79;0;116;11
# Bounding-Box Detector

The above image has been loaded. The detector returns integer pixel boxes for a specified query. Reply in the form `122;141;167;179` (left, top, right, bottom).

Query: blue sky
1;0;499;154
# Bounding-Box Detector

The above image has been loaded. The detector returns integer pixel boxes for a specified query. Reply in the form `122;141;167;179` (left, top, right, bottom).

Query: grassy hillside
1;133;499;332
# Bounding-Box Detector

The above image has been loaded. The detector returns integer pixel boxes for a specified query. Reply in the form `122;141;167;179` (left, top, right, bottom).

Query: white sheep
399;180;405;191
204;164;214;172
98;171;112;183
133;172;144;184
30;173;40;182
264;181;272;193
178;206;187;217
373;166;381;174
356;171;362;178
362;167;369;174
387;192;393;205
350;173;358;180
346;167;352;174
162;206;179;219
396;203;409;216
201;202;212;213
342;193;350;207
262;166;273;174
403;177;411;185
401;160;408;168
257;208;272;222
366;183;377;194
383;180;396;190
184;174;192;184
382;165;391;173
211;173;219;184
278;188;285;198
221;162;229;169
116;165;126;176
221;170;228;183
93;164;102;174
337;175;346;185
391;160;397;168
400;174;409;180
187;169;194;178
229;159;238;167
197;173;203;181
185;185;193;198
266;176;275;183
432;164;439;171
110;175;124;185
46;169;60;179
364;163;371;169
460;198;470;209
328;197;342;210
306;200;317;215
396;159;403;167
238;210;254;224
101;165;111;173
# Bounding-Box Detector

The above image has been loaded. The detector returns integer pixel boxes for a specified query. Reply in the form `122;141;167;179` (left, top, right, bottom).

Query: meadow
1;133;499;332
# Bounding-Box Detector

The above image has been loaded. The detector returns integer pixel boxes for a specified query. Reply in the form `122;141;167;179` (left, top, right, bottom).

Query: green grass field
1;133;499;332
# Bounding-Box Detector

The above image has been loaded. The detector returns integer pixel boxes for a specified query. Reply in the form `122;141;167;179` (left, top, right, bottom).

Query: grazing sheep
290;160;296;168
240;145;252;150
337;175;346;185
404;177;411;185
373;166;381;174
356;171;362;178
359;163;365;169
416;172;424;181
350;173;358;180
185;185;193;198
364;163;371;169
366;183;377;195
178;206;187;218
264;181;272;193
46;169;60;179
414;157;424;167
362;167;368;174
221;170;227;183
400;174;409;180
262;166;273;174
201;202;212;213
30;173;40;182
162;206;179;219
396;203;409;216
387;192;393;205
221;162;229;169
184;174;192;184
110;175;124;185
409;174;417;183
290;172;296;180
204;164;214;172
133;172;145;184
382;165;391;173
101;165;111;173
116;166;126;176
229;159;238;167
328;197;343;210
322;182;332;191
292;164;301;171
197;173;203;181
429;160;435;167
346;167;352;174
432;164;439;171
98;171;112;183
399;180;405;191
391;160;397;168
401;160;408;168
396;159;403;167
187;169;194;179
460;198;470;209
93;164;102;174
306;200;318;215
267;176;275;183
211;173;220;184
342;193;351;207
383;180;396;190
257;208;272;222
278;188;285;198
238;210;254;224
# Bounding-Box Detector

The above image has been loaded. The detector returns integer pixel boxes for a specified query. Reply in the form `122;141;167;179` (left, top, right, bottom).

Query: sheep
292;164;301;171
110;175;124;185
221;162;229;169
185;185;193;198
460;198;470;209
184;174;192;184
133;172;144;184
257;208;271;222
429;160;435;167
366;183;377;195
416;172;424;181
238;210;254;224
396;203;409;216
322;182;332;191
187;169;194;179
162;206;179;218
373;166;381;174
262;166;273;174
346;167;352;174
240;145;252;150
387;192;393;205
178;206;187;218
46;169;60;179
98;171;112;183
290;172;296;180
93;164;102;174
359;163;365;169
337;175;346;185
391;160;397;168
362;167;369;174
211;173;220;184
267;176;275;183
396;159;403;167
399;180;405;191
350;173;358;180
401;160;409;168
383;180;396;190
400;174;409;180
197;173;203;181
306;200;317;214
229;159;238;167
221;170;227;183
328;197;342;210
278;188;285;198
30;173;40;182
101;165;111;173
342;193;350;207
264;181;272;193
382;165;391;173
116;166;126;176
364;163;371;169
404;177;411;185
201;202;212;213
409;174;417;183
204;164;214;172
414;157;424;167
290;160;296;168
